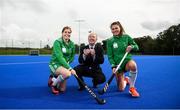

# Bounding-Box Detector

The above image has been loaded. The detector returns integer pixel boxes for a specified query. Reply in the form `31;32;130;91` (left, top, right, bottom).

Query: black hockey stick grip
98;74;115;95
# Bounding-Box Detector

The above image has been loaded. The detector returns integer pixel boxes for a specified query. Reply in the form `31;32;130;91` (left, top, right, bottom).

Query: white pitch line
0;62;48;65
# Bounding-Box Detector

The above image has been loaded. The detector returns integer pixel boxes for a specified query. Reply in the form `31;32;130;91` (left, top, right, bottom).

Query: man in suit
74;32;106;91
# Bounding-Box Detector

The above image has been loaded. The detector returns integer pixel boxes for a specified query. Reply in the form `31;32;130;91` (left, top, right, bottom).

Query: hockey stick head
96;98;106;104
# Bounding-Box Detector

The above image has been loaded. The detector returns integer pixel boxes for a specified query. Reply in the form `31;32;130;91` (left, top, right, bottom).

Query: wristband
111;66;117;69
131;45;134;49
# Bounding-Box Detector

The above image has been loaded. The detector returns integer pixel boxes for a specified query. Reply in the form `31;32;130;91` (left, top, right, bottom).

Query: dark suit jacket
78;43;104;69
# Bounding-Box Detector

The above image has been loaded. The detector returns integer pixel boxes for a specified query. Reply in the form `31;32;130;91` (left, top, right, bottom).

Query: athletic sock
123;80;127;89
129;71;137;88
52;75;64;86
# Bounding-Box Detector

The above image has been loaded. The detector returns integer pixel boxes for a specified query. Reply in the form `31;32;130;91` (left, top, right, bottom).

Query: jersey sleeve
128;35;139;51
107;39;116;68
68;42;75;63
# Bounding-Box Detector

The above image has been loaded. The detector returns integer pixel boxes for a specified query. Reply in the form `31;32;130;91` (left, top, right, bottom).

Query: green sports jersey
49;37;75;70
107;34;139;68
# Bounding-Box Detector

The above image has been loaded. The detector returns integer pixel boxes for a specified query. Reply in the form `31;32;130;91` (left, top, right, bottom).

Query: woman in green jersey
48;26;76;94
107;21;140;97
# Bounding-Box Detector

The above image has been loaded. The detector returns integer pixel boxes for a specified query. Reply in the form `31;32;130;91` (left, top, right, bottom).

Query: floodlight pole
75;19;85;54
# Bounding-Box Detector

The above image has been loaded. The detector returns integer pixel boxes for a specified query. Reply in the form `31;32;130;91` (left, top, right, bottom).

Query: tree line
1;24;179;55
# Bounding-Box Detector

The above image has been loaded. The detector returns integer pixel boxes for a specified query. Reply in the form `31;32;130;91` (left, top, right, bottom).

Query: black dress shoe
93;84;98;88
78;87;85;91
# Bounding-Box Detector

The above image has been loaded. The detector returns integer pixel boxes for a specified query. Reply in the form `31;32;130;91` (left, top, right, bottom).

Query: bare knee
126;60;137;72
129;65;136;72
61;71;71;79
65;71;71;78
56;66;72;79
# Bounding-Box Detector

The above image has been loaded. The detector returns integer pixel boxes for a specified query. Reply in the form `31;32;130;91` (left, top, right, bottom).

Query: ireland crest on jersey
113;42;118;48
62;47;66;53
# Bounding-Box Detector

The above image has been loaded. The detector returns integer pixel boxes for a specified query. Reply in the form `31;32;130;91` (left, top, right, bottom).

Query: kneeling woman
48;26;76;94
107;21;140;97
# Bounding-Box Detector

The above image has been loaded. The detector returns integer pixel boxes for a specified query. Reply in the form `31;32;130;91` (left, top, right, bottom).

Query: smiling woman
48;26;76;95
107;21;140;97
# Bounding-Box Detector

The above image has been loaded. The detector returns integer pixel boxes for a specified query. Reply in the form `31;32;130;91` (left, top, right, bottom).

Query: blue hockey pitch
0;55;179;109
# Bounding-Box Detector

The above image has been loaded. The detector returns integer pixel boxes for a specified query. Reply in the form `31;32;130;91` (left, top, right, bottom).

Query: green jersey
49;37;75;71
107;34;139;68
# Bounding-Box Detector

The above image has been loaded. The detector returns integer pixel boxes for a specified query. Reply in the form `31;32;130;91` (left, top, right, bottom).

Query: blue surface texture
0;55;179;109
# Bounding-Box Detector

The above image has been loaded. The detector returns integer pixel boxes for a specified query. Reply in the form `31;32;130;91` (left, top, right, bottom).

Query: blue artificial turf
0;55;179;109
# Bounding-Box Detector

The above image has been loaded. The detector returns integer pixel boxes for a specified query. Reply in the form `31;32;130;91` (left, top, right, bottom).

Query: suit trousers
74;65;106;88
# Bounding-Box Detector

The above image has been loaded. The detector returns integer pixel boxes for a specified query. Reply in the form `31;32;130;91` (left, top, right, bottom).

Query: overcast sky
0;0;180;48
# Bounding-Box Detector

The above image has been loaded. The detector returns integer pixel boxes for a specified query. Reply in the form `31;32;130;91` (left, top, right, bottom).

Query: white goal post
29;50;39;56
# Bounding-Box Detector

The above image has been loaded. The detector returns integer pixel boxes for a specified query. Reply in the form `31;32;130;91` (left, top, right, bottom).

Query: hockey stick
74;74;106;104
98;52;129;95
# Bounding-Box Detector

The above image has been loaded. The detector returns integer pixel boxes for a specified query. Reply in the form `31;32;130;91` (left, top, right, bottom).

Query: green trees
133;24;180;55
134;36;156;54
1;24;179;55
155;24;180;55
101;24;180;55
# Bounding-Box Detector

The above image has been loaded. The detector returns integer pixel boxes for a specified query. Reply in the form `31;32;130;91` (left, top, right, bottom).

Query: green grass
0;48;52;55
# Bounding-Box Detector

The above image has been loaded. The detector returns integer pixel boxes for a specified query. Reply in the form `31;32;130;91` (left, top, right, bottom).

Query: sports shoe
92;80;98;88
93;83;98;88
124;76;130;85
48;76;53;87
78;86;85;91
51;86;59;95
129;87;140;97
